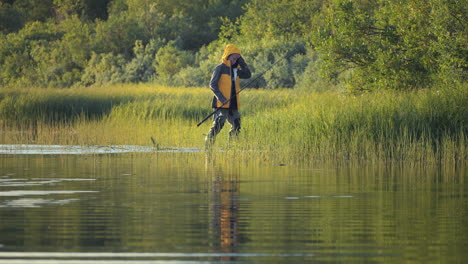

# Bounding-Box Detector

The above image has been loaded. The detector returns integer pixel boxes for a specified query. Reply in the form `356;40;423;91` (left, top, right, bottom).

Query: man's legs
227;110;241;140
205;109;228;148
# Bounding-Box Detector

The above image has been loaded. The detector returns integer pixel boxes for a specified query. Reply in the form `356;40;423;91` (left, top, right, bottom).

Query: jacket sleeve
237;57;251;79
209;65;227;103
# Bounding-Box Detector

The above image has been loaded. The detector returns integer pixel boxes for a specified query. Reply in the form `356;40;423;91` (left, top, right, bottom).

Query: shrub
292;49;336;92
154;43;193;85
81;52;126;86
0;3;23;34
92;13;145;57
312;0;467;91
0;21;63;87
238;39;306;89
122;39;163;83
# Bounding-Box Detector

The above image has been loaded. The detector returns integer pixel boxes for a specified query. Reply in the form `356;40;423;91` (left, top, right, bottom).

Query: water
0;152;466;263
0;144;200;155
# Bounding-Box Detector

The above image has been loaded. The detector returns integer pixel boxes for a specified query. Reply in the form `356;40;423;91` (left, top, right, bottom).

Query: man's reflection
207;157;241;261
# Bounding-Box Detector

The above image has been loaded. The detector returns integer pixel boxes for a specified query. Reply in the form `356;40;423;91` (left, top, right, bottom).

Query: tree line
0;0;466;91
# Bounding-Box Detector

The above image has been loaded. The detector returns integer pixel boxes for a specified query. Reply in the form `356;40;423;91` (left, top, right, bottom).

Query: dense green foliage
0;0;465;90
312;0;467;90
0;0;248;87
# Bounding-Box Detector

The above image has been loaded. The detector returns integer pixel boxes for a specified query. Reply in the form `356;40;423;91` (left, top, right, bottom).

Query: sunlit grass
0;83;466;164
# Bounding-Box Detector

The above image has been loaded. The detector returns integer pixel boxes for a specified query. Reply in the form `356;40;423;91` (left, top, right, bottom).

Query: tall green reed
0;84;465;164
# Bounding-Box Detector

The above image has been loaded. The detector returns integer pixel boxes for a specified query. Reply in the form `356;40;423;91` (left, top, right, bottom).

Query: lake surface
0;151;466;263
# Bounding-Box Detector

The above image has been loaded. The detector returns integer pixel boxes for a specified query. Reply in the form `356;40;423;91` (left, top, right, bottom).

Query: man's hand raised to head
237;56;247;67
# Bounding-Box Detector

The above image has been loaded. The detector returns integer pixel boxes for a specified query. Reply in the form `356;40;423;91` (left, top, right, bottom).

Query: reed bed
0;84;466;165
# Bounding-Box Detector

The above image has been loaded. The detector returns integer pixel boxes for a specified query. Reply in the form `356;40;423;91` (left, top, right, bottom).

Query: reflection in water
206;155;241;261
0;154;465;263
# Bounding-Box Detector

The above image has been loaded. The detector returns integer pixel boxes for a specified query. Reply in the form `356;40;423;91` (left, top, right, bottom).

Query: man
205;44;251;147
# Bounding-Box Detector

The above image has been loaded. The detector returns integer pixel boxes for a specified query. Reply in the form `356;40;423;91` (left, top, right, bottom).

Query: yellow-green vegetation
0;84;466;164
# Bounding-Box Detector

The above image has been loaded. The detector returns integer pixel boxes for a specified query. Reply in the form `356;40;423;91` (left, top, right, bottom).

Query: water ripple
0;190;98;197
0;198;81;208
0;144;200;155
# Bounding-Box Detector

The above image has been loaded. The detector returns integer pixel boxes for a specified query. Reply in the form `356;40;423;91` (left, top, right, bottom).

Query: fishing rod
196;52;295;127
